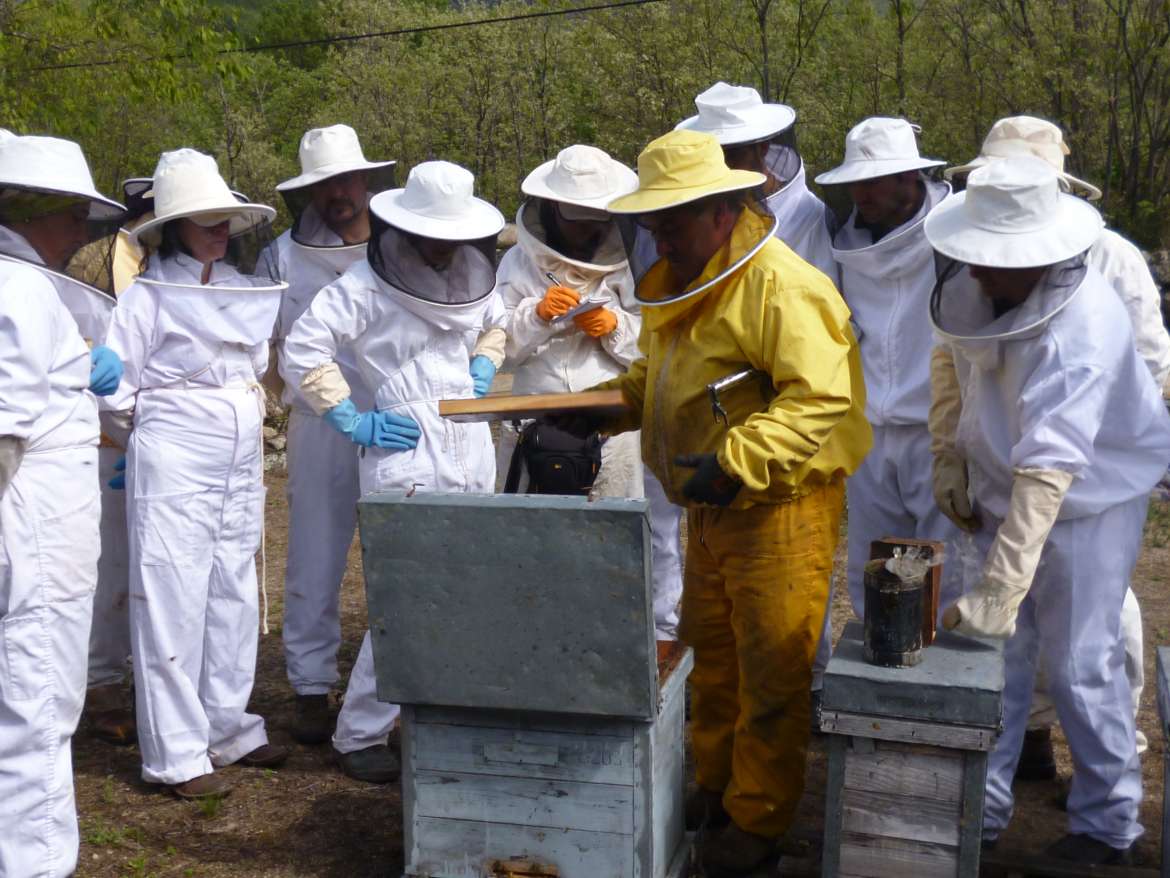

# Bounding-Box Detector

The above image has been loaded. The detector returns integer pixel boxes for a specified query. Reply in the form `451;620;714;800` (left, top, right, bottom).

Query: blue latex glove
324;399;420;451
89;345;123;396
469;355;496;398
108;454;126;490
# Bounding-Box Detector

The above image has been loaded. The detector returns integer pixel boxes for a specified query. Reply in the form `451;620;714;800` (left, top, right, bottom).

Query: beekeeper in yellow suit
560;130;871;876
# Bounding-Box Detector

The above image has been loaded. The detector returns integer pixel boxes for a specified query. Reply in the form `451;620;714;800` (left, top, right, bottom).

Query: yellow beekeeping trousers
679;478;844;838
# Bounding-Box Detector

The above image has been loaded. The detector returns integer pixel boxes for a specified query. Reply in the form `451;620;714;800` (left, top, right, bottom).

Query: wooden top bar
438;389;627;423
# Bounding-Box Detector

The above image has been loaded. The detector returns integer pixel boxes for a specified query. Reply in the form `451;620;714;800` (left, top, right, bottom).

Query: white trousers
282;409;360;695
845;423;965;618
333;632;400;754
128;389;269;784
89;445;130;690
0;446;99;878
1029;587;1146;754
497;424;683;639
983;495;1147;849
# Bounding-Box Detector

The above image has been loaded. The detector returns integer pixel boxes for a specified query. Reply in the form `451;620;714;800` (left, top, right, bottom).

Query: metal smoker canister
863;559;925;668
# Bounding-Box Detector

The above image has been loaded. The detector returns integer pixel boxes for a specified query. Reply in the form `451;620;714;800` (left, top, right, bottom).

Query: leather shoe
88;708;137;746
702;821;776;877
239;743;290;768
334;744;400;784
684;786;729;831
171;772;233;799
1045;833;1133;865
292;694;334;745
1014;728;1056;781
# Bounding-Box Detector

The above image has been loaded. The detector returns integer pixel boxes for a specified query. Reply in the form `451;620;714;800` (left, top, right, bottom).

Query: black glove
675;453;742;506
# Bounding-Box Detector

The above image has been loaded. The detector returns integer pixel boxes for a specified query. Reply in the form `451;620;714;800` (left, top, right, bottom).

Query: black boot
1014;728;1056;781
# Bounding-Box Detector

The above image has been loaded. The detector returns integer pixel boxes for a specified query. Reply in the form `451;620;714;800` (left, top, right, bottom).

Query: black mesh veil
367;211;498;306
281;165;398;248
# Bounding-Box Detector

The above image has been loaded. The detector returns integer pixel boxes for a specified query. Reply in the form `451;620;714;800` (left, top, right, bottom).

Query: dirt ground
72;475;1170;877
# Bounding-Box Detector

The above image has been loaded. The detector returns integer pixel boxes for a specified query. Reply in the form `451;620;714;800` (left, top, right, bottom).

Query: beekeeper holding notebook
283;159;507;784
104;148;289;799
0;130;125;878
927;158;1170;865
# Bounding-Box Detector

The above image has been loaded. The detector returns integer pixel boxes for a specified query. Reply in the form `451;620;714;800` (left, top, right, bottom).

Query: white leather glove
0;435;26;500
942;467;1074;638
929;344;980;531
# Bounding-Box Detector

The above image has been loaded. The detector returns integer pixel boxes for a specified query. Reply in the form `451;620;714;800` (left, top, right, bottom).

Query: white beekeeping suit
928;159;1170;865
0;132;125;878
266;125;396;744
104;148;287;797
815;117;964;619
678;82;841;681
283;160;507;782
946;114;1169;761
495;145;682;639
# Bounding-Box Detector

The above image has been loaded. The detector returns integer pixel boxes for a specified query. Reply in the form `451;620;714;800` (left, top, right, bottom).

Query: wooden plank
413;723;635;787
841;787;960;847
413;704;637;739
843;740;964;805
406;817;634;878
822;710;997;751
821;734;848;877
438;389;627;423
956;750;987;877
1157;647;1170;878
838;832;957;878
648;660;687;878
412;770;634;836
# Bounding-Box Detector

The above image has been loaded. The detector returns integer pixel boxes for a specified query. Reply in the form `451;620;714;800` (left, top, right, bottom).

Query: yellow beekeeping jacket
601;207;872;508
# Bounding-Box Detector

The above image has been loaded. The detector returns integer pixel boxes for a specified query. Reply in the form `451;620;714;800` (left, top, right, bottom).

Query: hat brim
814;157;945;186
674;103;796;145
520;160;639;210
946;158;1103;201
606;169;766;215
369;188;505;241
129;202;276;247
276;159;396;192
924;190;1103;268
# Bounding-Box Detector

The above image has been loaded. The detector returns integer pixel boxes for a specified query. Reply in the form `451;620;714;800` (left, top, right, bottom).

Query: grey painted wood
842;743;963;805
821;710;997;751
841;787;960;847
358;492;658;719
414;704;637;738
1158;647;1169;878
823;622;1004;729
838;832;957;878
821;734;848;877
957;750;988;878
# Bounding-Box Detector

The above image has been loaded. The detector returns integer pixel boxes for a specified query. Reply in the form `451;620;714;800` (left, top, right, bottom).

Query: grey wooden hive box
356;492;691;878
820;621;1004;878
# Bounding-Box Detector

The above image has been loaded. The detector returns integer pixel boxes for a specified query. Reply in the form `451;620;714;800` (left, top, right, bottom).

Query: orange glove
574;307;618;338
536;285;580;322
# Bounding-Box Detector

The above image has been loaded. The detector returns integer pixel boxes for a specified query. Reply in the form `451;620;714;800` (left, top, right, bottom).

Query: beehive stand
819;621;1004;878
357;492;693;878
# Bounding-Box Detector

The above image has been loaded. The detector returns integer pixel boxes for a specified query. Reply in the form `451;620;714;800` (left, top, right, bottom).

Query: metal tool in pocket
706;368;769;426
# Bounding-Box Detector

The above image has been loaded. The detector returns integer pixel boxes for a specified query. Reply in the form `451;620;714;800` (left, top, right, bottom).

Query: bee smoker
863;550;930;668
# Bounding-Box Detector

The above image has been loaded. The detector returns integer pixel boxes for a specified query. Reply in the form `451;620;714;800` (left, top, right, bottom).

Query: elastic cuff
473;327;507;368
300;362;352;415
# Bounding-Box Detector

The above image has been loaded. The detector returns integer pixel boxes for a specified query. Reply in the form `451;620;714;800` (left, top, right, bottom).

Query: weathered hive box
819;621;1004;878
357;493;692;878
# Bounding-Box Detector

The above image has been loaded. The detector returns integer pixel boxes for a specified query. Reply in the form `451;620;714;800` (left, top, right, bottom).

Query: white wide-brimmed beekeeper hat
521;145;638;218
924;157;1102;268
945;116;1102;201
130;148;275;247
276;124;396;191
0;133;124;219
815;117;944;185
675;81;796;145
370;161;504;240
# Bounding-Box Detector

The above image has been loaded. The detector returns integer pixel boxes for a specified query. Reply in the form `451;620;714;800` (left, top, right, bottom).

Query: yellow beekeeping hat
606;130;765;215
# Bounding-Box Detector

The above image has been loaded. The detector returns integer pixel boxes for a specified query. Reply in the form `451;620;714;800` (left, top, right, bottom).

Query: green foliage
4;0;1170;243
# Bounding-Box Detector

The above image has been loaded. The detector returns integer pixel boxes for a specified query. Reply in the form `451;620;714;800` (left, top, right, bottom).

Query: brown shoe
702;822;776;877
292;694;334;746
685;786;729;831
238;743;290;768
88;708;137;746
171;772;233;799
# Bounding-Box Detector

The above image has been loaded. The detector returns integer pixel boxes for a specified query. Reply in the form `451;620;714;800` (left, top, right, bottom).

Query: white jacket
105;252;282;411
0;227;98;452
935;263;1170;521
1089;228;1170;389
766;161;837;285
282;259;505;495
832;180;951;426
266;224;373;410
498;203;640;394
